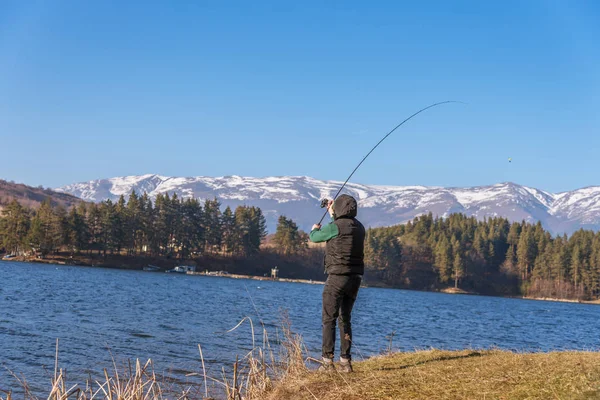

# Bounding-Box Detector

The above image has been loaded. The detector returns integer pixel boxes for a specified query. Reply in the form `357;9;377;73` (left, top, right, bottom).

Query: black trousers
322;273;362;360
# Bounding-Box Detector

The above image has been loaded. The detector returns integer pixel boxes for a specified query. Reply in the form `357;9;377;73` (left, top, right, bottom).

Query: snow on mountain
55;175;600;235
549;187;600;233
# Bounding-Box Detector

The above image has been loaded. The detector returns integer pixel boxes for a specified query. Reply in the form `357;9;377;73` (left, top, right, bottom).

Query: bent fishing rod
317;100;464;225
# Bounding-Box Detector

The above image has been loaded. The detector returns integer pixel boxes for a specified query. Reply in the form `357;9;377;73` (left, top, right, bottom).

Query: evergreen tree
139;192;154;255
113;195;127;254
233;206;266;256
203;198;222;253
571;244;582;290
234;206;252;256
453;251;463;289
125;191;141;255
517;227;535;280
248;207;267;255
86;203;103;254
434;236;452;282
0;200;30;255
472;229;487;261
365;228;403;280
153;194;171;255
273;215;306;255
507;222;521;247
550;237;568;282
591;238;600;298
503;245;518;276
221;206;237;254
67;205;89;254
28;200;64;256
179;198;203;258
99;200;118;257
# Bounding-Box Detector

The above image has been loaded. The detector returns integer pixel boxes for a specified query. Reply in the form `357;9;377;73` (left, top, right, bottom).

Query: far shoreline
519;296;600;305
3;256;600;305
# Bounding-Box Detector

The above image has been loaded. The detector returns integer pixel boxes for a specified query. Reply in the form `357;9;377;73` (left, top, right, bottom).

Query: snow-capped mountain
55;174;600;235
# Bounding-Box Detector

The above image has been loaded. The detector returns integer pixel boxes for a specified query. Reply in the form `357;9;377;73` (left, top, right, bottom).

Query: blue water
1;261;599;394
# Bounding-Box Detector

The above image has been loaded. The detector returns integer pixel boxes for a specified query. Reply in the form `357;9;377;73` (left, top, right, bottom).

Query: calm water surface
1;261;599;393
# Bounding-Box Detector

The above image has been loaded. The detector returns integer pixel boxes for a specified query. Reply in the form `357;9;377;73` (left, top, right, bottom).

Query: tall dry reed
1;315;310;400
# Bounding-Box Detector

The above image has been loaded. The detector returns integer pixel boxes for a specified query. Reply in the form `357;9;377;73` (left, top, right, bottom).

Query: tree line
364;213;600;300
3;193;600;300
0;191;267;258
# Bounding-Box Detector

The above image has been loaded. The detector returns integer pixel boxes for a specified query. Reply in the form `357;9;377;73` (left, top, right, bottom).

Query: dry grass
217;313;309;400
265;349;600;400
4;328;600;400
0;316;308;400
1;359;174;400
1;355;203;400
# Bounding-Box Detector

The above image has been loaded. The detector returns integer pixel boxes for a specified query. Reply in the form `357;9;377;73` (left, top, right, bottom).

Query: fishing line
317;100;465;225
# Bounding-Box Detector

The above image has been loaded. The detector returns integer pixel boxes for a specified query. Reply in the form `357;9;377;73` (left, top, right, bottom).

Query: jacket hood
333;194;358;219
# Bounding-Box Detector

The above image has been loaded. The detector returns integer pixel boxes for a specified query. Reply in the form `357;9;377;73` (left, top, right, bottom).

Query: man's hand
327;200;334;216
312;224;321;231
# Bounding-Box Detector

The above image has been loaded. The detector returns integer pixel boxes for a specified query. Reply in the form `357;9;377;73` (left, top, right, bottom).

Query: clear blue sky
1;0;599;193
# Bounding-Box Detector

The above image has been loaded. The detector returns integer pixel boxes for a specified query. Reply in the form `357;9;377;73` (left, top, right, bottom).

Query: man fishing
306;101;459;373
310;194;365;373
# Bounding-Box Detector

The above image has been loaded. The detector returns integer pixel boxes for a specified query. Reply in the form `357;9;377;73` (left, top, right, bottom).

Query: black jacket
325;194;365;275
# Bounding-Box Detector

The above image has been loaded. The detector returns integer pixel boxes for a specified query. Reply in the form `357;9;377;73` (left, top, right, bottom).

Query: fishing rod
317;100;464;225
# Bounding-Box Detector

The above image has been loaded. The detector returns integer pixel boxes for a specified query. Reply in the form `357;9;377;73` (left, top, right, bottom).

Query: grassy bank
267;349;600;400
4;348;600;400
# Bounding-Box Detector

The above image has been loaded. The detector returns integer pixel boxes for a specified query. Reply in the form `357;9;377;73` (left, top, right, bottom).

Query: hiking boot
339;358;353;373
317;358;336;372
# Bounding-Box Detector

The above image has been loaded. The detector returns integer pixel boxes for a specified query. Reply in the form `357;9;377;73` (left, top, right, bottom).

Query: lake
1;261;599;394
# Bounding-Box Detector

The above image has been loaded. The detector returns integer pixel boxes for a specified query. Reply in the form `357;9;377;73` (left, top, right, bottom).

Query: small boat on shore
143;265;160;272
166;265;196;273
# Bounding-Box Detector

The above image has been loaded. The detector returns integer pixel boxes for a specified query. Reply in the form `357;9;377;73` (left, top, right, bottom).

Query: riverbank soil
266;349;600;400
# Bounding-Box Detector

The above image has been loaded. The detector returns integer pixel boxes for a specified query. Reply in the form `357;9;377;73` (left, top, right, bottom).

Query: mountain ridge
0;179;83;211
55;174;600;235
